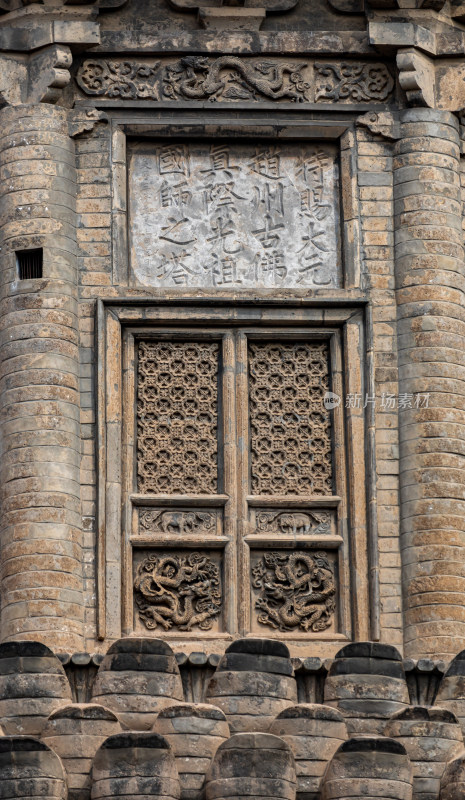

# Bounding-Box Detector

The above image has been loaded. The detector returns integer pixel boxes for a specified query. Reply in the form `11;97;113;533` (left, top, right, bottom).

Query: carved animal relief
255;510;332;535
252;551;336;632
249;342;333;495
134;552;222;631
129;141;340;289
139;509;217;535
163;57;310;102
137;341;218;494
77;58;393;105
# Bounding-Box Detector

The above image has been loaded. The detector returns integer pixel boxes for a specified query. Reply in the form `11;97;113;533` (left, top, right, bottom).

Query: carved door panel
127;327;349;647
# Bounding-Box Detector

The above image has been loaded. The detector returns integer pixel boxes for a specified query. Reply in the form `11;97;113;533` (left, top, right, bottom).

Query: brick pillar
394;108;465;660
0;104;83;651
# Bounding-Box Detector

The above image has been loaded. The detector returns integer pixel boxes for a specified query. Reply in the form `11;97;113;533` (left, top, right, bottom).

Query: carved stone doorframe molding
96;299;377;658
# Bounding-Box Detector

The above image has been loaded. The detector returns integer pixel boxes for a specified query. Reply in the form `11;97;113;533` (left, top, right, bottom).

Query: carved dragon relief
163;57;311;102
252;551;336;632
76;57;394;104
134;552;222;631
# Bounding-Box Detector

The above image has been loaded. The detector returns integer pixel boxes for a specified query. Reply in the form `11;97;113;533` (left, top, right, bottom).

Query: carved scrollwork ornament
252;551;336;632
315;62;394;103
134;552;222;631
77;59;161;100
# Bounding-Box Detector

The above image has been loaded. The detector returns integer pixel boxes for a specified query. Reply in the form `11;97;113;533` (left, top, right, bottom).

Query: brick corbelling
0;105;84;653
394;108;465;661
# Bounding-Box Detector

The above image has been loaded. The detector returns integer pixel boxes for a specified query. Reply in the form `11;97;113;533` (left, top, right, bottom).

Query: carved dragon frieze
76;58;394;105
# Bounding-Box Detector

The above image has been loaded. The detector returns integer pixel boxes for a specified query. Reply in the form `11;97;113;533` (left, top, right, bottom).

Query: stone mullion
394;108;465;660
0;104;84;652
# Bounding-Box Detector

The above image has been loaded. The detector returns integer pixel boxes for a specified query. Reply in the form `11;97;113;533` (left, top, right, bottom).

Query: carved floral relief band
76;57;394;104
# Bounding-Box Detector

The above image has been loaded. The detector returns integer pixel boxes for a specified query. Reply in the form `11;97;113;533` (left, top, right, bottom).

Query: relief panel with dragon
133;550;223;633
251;550;337;634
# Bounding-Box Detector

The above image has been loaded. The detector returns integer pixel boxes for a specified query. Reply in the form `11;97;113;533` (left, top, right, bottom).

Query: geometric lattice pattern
137;341;218;493
249;341;333;495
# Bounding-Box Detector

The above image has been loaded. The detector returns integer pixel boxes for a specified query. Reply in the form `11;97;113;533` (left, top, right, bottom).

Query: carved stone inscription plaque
128;141;340;289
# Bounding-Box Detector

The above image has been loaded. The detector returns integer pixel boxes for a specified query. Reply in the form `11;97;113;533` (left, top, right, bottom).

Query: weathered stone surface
42;704;122;800
0;642;71;737
321;736;413;800
270;704;347;800
0;736;67;800
1;0;465;730
324;642;409;734
0;102;84;654
206;639;297;732
385;706;463;800
128;140;340;290
434;649;465;737
440;752;465;799
91;639;183;730
153;703;229;800
394;108;465;663
91;732;181;800
206;732;296;800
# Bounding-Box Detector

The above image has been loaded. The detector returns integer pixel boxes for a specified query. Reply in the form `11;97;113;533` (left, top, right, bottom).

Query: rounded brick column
0;104;83;651
394;108;465;660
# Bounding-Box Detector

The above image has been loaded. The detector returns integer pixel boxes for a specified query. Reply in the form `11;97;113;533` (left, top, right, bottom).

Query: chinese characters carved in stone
252;551;336;632
129;141;340;289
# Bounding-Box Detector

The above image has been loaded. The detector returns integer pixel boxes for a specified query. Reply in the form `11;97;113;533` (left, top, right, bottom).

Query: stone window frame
96;299;376;656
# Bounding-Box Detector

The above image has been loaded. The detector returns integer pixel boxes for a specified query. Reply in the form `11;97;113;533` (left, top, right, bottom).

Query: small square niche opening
16;248;43;280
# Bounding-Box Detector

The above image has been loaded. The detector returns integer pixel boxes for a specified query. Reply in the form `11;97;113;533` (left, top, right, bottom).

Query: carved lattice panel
248;341;333;495
137;341;219;493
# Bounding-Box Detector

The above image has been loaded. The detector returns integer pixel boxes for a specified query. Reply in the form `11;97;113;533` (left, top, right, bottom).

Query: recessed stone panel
250;549;338;635
133;549;224;634
128;140;340;289
251;508;335;536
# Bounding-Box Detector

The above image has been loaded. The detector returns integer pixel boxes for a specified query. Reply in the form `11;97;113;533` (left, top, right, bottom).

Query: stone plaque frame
106;110;362;293
96;299;375;657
